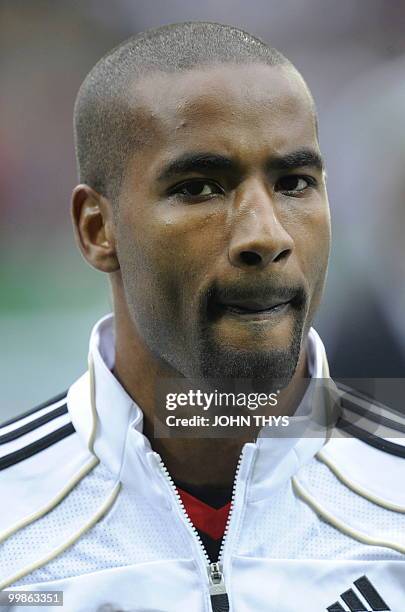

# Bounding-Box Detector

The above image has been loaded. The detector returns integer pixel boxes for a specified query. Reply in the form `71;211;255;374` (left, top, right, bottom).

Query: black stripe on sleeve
341;397;405;435
339;386;405;435
337;418;405;459
0;391;68;429
0;423;75;471
337;383;405;420
335;381;404;417
0;404;68;445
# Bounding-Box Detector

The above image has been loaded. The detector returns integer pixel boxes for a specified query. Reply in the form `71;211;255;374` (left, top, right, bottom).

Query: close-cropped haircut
74;21;292;204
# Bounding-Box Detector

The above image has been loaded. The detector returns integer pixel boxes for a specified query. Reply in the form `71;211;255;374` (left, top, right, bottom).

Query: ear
71;184;120;273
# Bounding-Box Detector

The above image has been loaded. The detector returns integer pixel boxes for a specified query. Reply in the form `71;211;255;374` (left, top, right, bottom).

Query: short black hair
74;21;292;203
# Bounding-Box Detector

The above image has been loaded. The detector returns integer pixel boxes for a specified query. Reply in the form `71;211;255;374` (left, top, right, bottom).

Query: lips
205;284;305;321
218;297;291;313
218;299;291;317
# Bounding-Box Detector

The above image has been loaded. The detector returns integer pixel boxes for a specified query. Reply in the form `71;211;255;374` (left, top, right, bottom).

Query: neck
112;286;310;489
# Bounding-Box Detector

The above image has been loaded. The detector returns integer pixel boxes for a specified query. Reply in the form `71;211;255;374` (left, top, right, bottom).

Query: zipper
155;449;245;612
207;562;229;612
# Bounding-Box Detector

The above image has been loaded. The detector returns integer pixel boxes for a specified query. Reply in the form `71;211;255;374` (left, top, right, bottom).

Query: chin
192;297;307;387
198;343;301;387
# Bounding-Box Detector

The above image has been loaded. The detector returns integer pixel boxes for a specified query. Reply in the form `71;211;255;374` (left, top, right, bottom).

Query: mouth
205;283;306;325
216;299;292;320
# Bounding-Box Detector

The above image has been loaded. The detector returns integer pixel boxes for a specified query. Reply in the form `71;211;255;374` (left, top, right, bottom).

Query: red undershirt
176;485;232;562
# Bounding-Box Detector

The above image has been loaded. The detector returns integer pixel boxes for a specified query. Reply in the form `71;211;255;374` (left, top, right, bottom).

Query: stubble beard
195;291;308;392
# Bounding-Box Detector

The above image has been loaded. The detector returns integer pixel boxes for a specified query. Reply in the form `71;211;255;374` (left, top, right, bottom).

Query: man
0;22;404;612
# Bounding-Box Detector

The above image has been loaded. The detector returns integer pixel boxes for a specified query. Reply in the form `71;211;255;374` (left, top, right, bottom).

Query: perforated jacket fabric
0;315;404;612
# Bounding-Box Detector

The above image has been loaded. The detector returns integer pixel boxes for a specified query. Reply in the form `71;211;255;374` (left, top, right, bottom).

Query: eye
169;179;224;200
275;175;315;195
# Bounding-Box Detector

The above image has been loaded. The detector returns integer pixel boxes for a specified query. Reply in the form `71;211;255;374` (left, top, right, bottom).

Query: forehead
130;63;318;165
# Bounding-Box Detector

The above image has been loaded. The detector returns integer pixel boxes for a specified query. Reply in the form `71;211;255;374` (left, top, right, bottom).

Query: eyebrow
156;148;324;183
156;153;236;182
266;148;324;172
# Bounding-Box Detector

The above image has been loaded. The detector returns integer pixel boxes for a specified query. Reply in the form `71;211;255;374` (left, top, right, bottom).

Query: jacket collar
67;314;336;500
247;327;337;501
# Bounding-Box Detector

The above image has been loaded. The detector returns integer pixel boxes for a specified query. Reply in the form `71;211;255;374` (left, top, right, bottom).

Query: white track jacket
0;315;404;612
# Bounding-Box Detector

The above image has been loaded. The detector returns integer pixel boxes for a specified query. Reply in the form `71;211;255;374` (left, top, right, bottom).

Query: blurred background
1;0;405;419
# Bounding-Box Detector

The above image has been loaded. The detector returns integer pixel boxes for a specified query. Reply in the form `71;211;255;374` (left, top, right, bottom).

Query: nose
228;180;294;270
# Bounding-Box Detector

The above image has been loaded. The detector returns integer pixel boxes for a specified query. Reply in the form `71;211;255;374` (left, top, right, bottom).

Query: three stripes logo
327;575;390;611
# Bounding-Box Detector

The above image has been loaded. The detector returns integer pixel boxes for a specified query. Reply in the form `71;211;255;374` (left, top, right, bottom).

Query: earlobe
71;184;120;273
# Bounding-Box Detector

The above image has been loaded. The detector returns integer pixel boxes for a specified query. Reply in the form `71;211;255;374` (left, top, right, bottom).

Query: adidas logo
327;575;390;611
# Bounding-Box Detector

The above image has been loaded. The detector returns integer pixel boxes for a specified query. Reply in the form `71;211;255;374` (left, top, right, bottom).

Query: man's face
115;63;331;383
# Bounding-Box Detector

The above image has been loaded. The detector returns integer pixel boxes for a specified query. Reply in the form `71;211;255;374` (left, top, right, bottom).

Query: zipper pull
208;562;229;612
